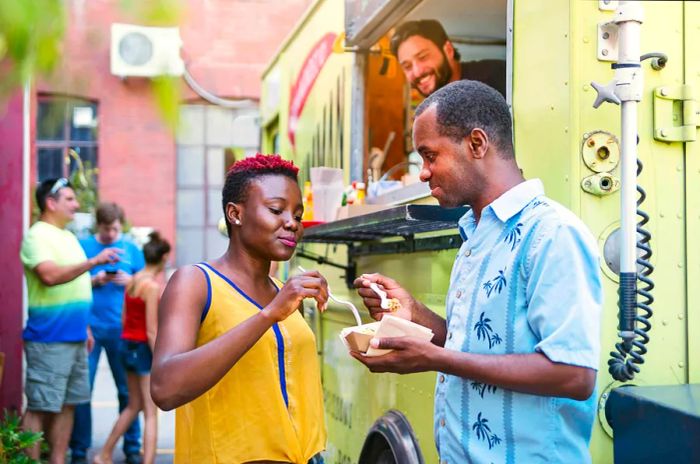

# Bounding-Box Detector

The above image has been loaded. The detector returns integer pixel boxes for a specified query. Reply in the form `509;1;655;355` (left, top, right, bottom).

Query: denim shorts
308;453;325;464
120;340;152;375
24;341;90;413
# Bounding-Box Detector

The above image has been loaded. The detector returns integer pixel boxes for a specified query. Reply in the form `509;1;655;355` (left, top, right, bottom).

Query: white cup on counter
310;167;344;222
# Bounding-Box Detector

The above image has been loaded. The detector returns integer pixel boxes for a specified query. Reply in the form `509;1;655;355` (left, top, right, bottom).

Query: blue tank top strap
194;262;289;407
193;263;212;323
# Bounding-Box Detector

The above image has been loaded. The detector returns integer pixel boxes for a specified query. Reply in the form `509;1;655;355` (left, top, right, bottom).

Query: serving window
362;0;508;197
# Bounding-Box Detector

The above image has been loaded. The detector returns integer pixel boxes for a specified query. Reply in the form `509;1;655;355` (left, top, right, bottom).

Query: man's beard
412;52;453;97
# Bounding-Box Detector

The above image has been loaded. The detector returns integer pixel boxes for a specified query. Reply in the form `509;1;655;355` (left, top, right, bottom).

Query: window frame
36;94;99;182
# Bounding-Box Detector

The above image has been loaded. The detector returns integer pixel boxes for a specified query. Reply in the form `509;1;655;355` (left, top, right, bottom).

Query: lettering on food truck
288;32;337;148
324;386;353;428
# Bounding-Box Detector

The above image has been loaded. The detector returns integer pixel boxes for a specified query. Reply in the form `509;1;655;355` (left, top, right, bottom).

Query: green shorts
24;341;90;413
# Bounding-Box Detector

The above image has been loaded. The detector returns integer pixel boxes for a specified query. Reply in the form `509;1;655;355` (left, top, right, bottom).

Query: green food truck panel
262;1;700;462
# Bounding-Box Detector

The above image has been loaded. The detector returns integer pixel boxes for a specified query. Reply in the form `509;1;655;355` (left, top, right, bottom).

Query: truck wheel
358;410;425;464
375;449;395;464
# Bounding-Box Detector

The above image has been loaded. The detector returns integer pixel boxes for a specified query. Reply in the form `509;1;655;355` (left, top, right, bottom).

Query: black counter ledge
301;204;469;244
297;205;469;287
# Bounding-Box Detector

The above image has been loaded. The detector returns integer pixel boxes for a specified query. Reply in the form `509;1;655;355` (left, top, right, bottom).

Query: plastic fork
369;282;392;310
297;266;363;326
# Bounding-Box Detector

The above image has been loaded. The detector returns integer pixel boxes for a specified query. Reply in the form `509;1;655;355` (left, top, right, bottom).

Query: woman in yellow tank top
151;154;329;464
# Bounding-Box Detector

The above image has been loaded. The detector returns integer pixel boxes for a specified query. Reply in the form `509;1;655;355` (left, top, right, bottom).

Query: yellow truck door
514;1;696;462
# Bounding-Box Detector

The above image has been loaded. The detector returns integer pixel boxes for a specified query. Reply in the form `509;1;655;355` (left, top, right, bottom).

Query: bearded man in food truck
390;19;506;98
353;80;603;463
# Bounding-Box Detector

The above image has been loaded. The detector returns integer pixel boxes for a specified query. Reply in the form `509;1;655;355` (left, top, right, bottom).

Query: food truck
260;1;699;462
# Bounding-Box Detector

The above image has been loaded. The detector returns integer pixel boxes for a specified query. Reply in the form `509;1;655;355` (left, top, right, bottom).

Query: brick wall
35;0;313;248
2;0;314;409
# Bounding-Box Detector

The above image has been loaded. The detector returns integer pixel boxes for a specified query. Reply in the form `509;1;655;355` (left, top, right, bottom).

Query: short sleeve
525;222;603;370
79;237;98;275
20;228;54;269
128;242;145;273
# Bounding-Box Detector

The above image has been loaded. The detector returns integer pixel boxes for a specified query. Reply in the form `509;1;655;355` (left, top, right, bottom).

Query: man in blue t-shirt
70;202;145;464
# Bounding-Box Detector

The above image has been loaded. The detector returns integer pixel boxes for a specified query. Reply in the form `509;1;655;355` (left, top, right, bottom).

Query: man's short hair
415;80;514;157
95;202;125;225
390;19;461;61
36;178;73;212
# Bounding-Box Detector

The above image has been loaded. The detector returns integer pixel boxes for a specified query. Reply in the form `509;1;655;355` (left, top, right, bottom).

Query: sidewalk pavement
84;353;174;463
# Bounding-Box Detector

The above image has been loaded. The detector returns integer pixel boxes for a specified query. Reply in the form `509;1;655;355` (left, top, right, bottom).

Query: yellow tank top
174;263;326;464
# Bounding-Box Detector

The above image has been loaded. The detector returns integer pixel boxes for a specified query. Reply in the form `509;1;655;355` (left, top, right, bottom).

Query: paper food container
339;315;434;357
340;322;380;352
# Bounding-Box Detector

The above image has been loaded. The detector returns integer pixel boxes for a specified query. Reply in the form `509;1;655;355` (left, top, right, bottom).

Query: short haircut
143;231;171;265
221;153;300;236
36;178;73;212
415;80;514;157
95;202;125;225
390;19;461;62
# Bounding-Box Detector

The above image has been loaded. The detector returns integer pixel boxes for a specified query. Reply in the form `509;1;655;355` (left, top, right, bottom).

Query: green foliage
119;0;182;25
0;0;65;96
30;158;100;224
30;186;40;224
152;76;181;131
70;160;100;213
0;0;183;126
0;410;43;464
117;0;185;129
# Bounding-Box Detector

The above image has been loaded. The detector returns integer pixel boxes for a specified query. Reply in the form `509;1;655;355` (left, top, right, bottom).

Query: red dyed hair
221;154;300;236
228;153;299;176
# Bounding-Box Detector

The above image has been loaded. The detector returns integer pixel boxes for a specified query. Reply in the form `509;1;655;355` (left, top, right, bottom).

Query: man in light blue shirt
353;80;602;463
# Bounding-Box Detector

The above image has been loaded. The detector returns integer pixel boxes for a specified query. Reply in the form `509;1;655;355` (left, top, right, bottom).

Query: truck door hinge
653;85;700;142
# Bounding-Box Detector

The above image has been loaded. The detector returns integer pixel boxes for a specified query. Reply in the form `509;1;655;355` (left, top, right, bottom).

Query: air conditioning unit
110;23;184;77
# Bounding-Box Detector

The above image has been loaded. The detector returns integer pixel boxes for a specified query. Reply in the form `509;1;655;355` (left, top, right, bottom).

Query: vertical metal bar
23;83;31;235
22;83;31;395
618;13;641;277
506;0;514;109
349;52;366;182
615;2;643;340
619;99;637;275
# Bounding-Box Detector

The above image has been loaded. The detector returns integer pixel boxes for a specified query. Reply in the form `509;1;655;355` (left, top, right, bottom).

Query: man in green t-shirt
20;178;121;463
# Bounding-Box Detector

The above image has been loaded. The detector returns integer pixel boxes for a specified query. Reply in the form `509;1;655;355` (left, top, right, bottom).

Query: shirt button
464;248;472;257
440;418;446;427
455;290;462;299
439;374;445;383
448;331;453;340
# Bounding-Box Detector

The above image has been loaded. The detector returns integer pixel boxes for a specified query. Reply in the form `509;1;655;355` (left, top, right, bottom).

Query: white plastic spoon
298;266;363;326
369;282;392;310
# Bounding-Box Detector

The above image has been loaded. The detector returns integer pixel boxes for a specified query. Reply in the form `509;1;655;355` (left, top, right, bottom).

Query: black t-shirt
460;60;506;97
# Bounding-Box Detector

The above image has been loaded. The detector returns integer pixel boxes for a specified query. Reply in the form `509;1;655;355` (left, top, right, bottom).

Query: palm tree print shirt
434;179;603;464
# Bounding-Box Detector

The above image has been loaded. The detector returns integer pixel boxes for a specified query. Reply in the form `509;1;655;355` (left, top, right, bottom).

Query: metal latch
653;85;700;142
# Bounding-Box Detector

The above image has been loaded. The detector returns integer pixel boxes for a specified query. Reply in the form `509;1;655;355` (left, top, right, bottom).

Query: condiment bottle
302;181;314;220
355;182;366;205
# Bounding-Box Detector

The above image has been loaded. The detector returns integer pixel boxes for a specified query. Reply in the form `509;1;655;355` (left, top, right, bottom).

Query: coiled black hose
608;159;655;381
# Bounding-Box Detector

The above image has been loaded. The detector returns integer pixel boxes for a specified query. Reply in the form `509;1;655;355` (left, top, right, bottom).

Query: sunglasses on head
48;178;69;196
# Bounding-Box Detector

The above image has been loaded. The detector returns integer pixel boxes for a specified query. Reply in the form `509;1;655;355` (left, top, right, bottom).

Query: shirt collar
457;179;544;240
458;211;476;240
489;179;544;222
95;233;123;245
